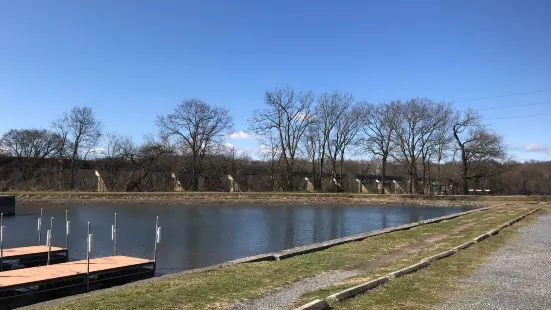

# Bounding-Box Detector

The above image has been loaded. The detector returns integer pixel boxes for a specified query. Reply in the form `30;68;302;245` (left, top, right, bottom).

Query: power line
450;89;551;103
477;101;551;111
486;112;551;121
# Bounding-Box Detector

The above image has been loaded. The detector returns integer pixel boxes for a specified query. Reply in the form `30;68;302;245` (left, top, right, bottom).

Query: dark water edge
2;204;471;274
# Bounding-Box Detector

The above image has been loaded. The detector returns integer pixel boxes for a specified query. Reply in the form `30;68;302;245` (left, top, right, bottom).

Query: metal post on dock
47;217;54;265
66;210;71;260
1;213;4;271
46;229;52;265
153;216;161;273
86;221;92;292
38;208;43;245
112;213;117;256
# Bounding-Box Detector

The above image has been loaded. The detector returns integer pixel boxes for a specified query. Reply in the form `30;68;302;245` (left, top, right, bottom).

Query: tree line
0;87;547;194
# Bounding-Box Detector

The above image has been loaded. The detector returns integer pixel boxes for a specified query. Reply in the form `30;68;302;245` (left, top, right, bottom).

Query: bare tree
258;133;281;191
52;106;102;189
250;87;315;190
359;101;399;194
123;140;172;192
391;98;447;194
419;102;452;194
452;109;507;194
156;98;234;190
431;107;455;193
96;133;133;190
313;91;350;188
317;92;358;187
0;129;61;182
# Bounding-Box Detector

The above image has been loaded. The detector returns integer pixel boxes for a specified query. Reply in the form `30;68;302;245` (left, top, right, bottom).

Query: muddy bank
9;191;548;207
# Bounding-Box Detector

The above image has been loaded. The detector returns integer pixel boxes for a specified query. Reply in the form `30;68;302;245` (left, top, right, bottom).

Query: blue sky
1;0;550;161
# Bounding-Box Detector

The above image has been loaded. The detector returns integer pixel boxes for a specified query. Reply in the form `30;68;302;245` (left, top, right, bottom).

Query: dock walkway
1;246;68;269
0;256;154;309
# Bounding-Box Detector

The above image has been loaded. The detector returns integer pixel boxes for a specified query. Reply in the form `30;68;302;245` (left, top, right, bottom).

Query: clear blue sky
1;0;550;161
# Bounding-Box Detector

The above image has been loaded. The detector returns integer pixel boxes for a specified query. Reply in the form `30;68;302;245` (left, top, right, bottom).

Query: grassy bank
325;206;547;310
9;190;550;206
42;203;546;310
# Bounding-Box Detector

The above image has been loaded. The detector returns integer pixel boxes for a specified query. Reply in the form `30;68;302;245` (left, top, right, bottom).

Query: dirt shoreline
7;191;548;207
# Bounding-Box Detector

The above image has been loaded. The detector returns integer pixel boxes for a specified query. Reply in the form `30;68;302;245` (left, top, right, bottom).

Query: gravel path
437;213;551;310
230;271;358;310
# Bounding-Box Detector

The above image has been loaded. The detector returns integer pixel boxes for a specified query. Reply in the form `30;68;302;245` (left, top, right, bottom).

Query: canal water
2;204;470;274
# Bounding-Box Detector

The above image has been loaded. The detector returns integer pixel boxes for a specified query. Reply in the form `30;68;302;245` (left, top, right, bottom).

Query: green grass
47;204;543;310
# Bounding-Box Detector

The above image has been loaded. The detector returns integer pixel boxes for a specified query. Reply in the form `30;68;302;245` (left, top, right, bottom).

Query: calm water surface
2;204;470;274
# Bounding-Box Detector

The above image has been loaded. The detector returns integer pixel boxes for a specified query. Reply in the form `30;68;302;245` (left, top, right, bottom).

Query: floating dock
0;255;154;309
1;246;69;269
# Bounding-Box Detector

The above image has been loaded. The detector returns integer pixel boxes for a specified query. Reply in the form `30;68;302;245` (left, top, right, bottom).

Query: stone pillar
223;175;240;192
171;173;184;192
304;177;314;192
355;179;368;193
393;180;405;194
95;170;109;192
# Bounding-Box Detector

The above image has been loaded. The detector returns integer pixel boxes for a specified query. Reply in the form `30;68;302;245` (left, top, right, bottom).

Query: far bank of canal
3;204;471;274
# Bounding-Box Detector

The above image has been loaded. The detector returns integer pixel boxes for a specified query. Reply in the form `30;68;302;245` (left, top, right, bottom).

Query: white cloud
227;131;257;140
224;142;235;149
524;144;551;155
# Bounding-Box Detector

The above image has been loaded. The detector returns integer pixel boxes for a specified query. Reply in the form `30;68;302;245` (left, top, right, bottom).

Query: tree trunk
381;156;387;194
461;147;469;195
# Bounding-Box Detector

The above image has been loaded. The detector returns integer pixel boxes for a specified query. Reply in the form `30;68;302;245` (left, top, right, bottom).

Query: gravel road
437;213;551;310
229;270;358;310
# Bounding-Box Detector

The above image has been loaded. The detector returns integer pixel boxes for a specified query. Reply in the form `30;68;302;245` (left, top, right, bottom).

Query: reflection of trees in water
313;209;323;244
283;207;295;249
330;208;340;240
408;208;421;223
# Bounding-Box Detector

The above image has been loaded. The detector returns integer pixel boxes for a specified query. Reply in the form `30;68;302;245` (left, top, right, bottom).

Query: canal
2;204;471;274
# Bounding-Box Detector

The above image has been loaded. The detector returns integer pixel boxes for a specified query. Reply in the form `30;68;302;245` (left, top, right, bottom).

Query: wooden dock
0;255;154;309
1;246;68;269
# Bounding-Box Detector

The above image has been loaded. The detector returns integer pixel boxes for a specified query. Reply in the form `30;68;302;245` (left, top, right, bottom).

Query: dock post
1;213;3;271
86;222;92;292
38;208;43;245
112;213;117;256
65;210;71;260
46;229;52;265
153;216;161;274
46;216;54;265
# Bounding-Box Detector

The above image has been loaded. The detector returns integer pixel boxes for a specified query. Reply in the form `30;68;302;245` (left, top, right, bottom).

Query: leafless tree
123;140;172;192
52;106;102;190
391;98;448;194
0;129;62;181
418;102;453;194
311;91;350;188
156;98;234;190
250;87;315;190
258;133;281;191
452;109;507;194
359;101;399;194
431;110;455;191
96;133;133;190
317;92;359;187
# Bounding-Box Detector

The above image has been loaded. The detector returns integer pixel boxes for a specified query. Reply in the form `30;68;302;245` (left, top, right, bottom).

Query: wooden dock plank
2;246;66;259
0;256;152;288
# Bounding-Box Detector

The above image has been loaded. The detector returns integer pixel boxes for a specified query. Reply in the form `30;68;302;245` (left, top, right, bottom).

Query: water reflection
2;204;470;274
